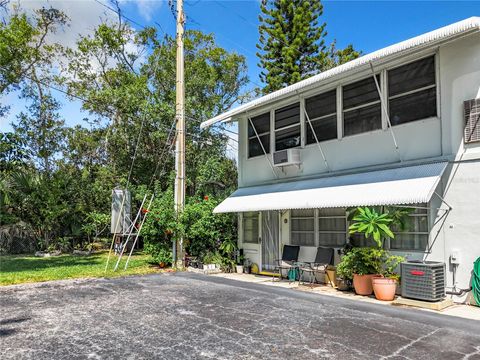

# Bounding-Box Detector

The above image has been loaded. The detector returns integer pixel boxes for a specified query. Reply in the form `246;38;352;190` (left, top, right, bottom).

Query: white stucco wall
236;32;480;303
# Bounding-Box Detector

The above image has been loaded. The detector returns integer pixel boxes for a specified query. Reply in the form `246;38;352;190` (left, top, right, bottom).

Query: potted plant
349;207;411;295
336;247;383;295
324;265;336;287
219;238;237;273
243;258;252;274
201;251;218;270
345;206;411;295
335;242;353;291
372;253;404;301
235;254;245;274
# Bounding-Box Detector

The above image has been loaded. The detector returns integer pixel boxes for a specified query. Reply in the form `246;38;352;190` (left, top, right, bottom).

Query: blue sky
1;0;479;133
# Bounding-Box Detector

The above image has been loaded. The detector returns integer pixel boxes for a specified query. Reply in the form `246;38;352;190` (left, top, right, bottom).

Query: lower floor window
391;205;429;251
290;208;347;247
243;212;259;243
291;209;315;246
283;205;430;251
318;208;347;247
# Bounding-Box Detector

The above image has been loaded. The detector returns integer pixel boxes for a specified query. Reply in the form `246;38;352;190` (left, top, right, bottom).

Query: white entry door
261;211;280;271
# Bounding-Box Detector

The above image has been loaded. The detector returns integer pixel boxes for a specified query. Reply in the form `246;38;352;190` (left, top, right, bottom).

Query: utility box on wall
111;188;131;234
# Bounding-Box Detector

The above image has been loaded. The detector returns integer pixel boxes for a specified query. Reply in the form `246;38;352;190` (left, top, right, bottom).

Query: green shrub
336;247;404;280
144;241;173;266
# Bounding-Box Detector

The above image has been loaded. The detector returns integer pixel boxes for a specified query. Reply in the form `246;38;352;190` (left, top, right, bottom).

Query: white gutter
201;17;480;129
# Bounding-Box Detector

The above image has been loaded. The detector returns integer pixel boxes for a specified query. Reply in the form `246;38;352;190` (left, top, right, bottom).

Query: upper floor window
305;90;337;144
275;103;301;151
343;76;382;136
388;56;437;126
248;112;270;158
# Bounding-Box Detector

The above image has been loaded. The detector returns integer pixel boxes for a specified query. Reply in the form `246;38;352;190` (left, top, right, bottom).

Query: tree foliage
0;7;67;116
1;4;243;258
257;0;360;93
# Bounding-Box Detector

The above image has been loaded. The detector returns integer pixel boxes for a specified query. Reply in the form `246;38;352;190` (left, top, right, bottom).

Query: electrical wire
93;0;166;34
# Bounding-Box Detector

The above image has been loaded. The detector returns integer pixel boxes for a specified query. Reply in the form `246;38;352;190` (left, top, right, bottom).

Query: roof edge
201;16;480;129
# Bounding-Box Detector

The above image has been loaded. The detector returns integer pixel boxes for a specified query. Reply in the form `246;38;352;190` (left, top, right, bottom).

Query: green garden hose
473;257;480;307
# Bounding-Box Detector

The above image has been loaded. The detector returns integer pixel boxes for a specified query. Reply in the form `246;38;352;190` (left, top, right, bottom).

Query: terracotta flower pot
372;277;398;301
353;274;379;295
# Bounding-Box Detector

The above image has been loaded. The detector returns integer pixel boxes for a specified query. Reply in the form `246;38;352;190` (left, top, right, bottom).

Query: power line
93;0;166;34
212;0;257;29
211;0;314;85
94;0;264;106
184;14;264;90
212;0;304;56
148;118;177;189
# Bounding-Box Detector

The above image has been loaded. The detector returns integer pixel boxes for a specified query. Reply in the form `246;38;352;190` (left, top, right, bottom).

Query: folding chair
273;245;300;282
299;247;334;287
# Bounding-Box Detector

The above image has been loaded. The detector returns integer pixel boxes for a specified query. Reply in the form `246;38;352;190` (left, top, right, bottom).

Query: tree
257;0;360;94
64;25;246;191
13;83;65;175
2;1;245;255
0;7;67;116
0;132;27;173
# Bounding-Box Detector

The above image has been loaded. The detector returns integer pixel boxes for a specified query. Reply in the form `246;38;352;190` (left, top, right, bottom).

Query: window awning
213;162;448;213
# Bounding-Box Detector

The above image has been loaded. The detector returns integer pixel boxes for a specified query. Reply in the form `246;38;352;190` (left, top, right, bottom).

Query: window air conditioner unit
273;148;301;167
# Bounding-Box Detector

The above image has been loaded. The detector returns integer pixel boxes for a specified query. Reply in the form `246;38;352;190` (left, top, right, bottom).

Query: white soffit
213;162;448;213
201;17;480;129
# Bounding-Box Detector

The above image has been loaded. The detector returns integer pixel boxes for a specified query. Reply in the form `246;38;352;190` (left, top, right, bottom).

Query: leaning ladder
113;194;149;271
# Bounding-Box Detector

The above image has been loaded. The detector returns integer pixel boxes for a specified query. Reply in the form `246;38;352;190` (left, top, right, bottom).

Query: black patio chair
299;247;334;287
273;245;300;282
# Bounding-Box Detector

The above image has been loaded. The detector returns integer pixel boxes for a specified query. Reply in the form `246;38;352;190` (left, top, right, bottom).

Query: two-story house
201;18;480;303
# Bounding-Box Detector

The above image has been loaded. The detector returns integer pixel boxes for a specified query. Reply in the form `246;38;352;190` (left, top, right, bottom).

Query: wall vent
464;98;480;144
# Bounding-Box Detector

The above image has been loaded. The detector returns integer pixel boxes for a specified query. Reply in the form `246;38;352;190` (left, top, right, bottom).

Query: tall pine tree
257;0;360;94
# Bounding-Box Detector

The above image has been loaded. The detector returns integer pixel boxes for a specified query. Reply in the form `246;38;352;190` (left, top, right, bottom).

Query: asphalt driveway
0;272;479;359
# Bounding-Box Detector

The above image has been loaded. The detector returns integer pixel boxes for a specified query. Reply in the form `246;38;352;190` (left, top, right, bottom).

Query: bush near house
141;187;237;267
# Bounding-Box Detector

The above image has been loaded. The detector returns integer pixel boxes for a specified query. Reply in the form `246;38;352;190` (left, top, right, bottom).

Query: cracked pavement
1;272;479;359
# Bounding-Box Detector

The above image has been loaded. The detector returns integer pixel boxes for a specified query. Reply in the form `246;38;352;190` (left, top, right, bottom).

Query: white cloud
8;0;118;48
121;0;162;22
7;1;147;77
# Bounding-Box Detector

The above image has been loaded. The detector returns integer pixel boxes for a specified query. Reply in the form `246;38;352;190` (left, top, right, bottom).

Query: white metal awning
213;162;448;213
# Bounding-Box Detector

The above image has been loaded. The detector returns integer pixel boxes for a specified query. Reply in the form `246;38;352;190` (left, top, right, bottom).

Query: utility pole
174;0;185;269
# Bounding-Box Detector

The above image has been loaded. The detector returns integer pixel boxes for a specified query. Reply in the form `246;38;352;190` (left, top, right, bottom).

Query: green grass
0;251;162;286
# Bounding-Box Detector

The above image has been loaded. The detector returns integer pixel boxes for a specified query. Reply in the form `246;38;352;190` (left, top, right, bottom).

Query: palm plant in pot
346;207;409;296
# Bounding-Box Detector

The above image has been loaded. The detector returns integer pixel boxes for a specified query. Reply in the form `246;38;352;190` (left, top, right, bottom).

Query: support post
247;113;278;179
174;0;186;269
369;62;402;162
301;98;330;171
